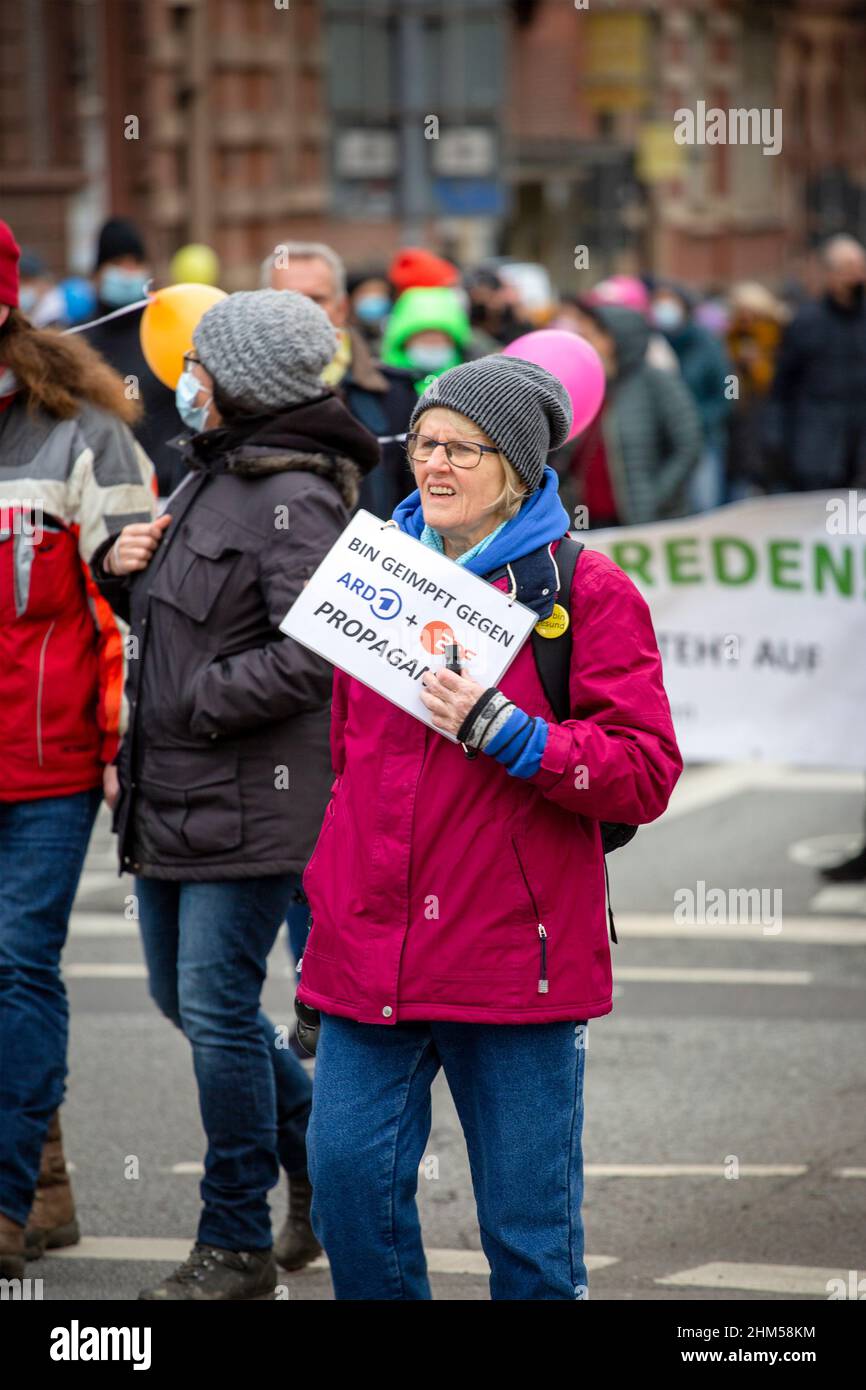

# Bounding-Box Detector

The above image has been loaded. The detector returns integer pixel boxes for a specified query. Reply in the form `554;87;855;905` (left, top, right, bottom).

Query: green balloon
169;243;220;286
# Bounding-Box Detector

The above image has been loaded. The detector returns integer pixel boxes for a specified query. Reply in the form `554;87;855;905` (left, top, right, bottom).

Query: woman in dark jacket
93;289;380;1301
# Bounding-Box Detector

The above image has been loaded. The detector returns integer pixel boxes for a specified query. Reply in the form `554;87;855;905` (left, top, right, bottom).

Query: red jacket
0;396;155;800
297;545;682;1026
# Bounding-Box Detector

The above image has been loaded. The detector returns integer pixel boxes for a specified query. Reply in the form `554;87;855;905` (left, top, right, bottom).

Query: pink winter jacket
297;541;682;1026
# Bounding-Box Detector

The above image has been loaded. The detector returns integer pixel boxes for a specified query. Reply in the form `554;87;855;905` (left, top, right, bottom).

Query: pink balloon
502;330;605;440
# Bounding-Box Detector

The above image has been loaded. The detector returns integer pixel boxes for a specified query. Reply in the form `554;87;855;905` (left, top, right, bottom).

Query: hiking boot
25;1109;80;1260
0;1211;26;1281
274;1171;322;1272
820;845;866;883
138;1243;277;1301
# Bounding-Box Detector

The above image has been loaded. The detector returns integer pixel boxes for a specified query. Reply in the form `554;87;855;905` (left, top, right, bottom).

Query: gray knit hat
409;354;572;492
193;289;337;411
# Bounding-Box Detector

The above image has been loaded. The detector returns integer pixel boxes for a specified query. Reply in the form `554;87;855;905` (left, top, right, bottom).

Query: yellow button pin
534;603;569;639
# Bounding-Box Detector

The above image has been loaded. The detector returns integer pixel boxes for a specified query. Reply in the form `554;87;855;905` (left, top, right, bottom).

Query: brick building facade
2;0;865;294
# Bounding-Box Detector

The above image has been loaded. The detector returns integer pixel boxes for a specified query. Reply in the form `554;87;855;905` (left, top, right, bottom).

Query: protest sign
280;509;537;738
588;492;866;769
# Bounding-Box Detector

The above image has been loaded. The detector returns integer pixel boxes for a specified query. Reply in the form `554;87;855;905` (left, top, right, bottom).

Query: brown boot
0;1211;26;1281
24;1110;80;1261
273;1171;322;1272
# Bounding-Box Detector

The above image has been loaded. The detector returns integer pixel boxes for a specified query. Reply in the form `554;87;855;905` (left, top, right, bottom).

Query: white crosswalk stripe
587;1164;807;1178
809;886;866;916
66;911;866;945
65;964;147;979
656;1260;853;1296
163;1160;855;1180
662;764;864;823
47;1237;617;1277
69;913;138;937
615;968;813;985
612;915;866;945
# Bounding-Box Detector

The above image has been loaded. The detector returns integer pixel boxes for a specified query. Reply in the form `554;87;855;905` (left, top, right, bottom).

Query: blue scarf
392;464;570;581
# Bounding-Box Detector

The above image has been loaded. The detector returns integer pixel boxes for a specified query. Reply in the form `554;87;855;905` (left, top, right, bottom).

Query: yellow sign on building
583;13;650;112
636;121;688;183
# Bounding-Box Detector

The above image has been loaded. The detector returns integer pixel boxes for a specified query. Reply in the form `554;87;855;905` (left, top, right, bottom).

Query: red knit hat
0;220;21;308
388;247;460;295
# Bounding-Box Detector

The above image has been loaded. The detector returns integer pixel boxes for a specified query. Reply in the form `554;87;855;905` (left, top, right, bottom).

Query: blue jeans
0;788;102;1224
136;874;313;1251
307;1014;589;1300
285;882;311;964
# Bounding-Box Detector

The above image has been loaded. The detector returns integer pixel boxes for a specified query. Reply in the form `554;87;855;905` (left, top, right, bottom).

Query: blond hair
491;453;529;520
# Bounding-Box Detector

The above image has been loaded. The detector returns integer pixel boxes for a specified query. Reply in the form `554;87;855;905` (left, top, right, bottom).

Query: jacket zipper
511;836;549;994
36;620;56;768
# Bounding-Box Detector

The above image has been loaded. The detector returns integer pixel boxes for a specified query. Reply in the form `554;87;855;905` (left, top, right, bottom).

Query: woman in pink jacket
296;354;682;1299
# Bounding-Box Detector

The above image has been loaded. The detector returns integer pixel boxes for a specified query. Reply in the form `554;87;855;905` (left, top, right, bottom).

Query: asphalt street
32;762;866;1301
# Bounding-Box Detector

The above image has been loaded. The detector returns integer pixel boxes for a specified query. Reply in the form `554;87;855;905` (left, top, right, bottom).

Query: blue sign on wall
433;178;507;217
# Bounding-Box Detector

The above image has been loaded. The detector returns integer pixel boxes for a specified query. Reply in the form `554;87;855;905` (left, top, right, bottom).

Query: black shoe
138;1243;276;1301
820;846;866;883
274;1172;322;1272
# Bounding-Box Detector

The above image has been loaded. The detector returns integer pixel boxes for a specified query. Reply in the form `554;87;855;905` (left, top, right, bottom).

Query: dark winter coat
92;394;380;880
339;328;418;519
662;319;733;453
586;306;702;524
766;289;866;489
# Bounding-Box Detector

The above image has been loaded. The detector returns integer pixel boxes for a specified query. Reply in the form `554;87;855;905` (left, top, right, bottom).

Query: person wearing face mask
263;240;419;523
0;219;156;1281
380;286;473;392
84;218;185;497
650;284;733;514
90;289;381;1301
347;268;392;350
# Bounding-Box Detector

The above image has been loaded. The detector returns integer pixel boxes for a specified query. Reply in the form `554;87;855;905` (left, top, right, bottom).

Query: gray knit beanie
193;289;337;411
409;354;572;492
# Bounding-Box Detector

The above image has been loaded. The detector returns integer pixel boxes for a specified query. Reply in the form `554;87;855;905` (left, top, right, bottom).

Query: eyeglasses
405;432;500;470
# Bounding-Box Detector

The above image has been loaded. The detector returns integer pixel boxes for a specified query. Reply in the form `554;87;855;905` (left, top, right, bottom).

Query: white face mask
175;368;212;432
652;300;685;333
406;343;456;373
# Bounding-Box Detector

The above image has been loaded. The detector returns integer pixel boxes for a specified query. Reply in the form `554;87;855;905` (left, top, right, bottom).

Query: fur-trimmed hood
174;391;381;510
221;445;364;510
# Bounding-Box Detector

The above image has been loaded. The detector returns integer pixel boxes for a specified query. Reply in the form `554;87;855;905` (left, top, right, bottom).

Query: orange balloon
140;283;227;389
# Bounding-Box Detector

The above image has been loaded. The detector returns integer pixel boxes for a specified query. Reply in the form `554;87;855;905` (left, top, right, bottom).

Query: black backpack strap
530;535;583;724
529;535;632;946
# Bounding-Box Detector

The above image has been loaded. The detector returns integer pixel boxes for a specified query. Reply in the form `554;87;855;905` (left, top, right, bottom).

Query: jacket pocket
137;746;243;856
511;835;549;996
150;527;242;625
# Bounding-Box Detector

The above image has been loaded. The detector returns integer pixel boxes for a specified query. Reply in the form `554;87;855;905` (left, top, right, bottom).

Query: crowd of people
1;211;864;1301
19;218;866;520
